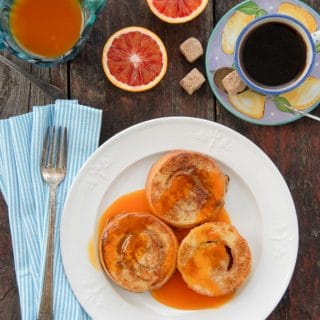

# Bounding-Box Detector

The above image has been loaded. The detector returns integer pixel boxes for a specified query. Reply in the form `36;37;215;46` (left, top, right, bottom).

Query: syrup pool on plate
9;0;83;58
89;189;235;310
151;270;234;310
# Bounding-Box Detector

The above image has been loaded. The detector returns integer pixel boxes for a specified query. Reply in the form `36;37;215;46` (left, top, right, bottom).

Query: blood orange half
102;26;168;92
146;0;208;24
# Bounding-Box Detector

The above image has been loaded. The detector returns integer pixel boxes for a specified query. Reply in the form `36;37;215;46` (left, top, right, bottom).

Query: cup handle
312;30;320;52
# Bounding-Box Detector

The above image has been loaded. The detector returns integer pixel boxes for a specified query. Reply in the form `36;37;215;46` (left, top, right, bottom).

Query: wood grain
0;53;31;118
69;0;214;142
215;1;320;319
0;30;68;320
0;0;319;319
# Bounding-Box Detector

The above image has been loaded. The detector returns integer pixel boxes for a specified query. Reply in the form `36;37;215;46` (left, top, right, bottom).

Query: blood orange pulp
102;26;168;92
146;0;208;24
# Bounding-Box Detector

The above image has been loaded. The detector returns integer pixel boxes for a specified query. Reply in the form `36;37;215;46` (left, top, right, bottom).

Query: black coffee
241;22;307;86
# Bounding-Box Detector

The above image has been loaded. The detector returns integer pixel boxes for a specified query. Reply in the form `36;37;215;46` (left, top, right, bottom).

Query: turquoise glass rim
0;0;107;67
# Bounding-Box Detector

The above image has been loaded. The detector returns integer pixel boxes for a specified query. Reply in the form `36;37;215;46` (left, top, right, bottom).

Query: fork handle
0;55;68;100
38;186;57;320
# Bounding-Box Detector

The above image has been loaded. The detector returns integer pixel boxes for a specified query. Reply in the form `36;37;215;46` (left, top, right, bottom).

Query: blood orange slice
102;26;168;92
146;0;208;24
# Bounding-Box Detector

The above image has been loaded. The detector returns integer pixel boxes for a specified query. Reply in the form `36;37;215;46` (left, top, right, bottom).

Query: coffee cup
234;14;320;96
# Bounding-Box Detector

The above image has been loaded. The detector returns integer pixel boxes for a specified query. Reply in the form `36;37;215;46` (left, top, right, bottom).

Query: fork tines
41;126;67;169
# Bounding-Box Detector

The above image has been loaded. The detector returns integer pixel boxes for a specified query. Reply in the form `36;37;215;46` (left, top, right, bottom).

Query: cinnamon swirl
177;222;251;296
99;212;178;292
146;150;227;228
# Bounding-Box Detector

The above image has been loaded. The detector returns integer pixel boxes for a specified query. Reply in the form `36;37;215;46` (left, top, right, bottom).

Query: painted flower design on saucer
278;2;317;33
206;0;320;125
280;76;320;110
228;89;266;119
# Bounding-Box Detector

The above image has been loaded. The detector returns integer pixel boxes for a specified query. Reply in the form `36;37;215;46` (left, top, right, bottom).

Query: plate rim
60;116;299;320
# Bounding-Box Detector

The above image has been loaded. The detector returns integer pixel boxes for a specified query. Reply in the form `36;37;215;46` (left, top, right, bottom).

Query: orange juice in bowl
0;0;107;66
9;0;83;59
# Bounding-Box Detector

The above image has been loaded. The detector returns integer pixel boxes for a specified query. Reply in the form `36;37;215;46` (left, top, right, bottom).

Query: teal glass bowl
0;0;107;66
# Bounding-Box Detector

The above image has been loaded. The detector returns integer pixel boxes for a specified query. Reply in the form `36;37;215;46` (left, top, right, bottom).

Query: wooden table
0;0;319;319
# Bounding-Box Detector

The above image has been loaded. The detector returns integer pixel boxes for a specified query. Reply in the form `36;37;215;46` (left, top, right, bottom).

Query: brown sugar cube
180;68;206;95
222;70;246;95
180;37;204;63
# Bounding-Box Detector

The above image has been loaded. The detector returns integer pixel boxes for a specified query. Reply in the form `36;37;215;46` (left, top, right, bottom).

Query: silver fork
38;126;67;320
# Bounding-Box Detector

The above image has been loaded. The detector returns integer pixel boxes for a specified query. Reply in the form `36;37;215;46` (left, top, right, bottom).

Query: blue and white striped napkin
0;100;102;319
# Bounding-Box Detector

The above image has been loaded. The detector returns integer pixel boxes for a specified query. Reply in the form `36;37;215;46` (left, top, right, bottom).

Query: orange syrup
10;0;83;58
151;270;234;310
90;189;234;310
87;237;100;271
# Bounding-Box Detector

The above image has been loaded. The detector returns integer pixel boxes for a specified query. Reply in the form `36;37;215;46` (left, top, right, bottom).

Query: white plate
61;117;298;320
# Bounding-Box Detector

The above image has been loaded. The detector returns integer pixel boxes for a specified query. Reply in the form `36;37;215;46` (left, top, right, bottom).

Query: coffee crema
240;22;307;87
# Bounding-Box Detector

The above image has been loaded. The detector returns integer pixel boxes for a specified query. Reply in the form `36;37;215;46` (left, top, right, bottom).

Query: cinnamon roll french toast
99;212;178;292
146;150;227;228
177;222;251;297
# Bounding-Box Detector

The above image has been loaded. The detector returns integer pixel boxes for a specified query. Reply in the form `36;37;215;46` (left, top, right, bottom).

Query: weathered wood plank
0;49;68;319
69;0;215;143
28;63;68;107
0;0;319;318
0;53;68;116
0;53;33;320
214;1;320;319
0;53;31;118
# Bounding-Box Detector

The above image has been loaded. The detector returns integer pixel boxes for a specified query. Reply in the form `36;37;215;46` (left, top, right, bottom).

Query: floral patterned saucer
205;0;320;125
